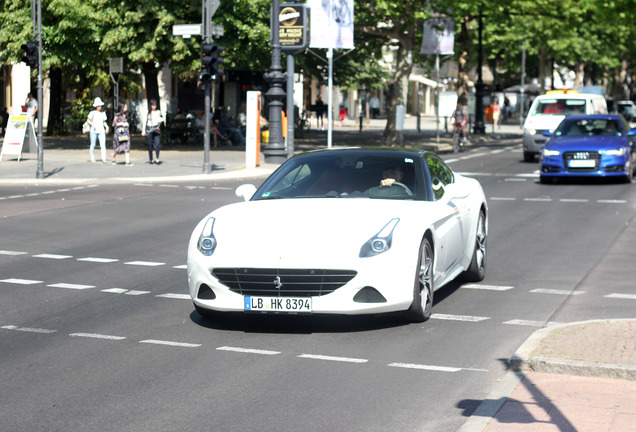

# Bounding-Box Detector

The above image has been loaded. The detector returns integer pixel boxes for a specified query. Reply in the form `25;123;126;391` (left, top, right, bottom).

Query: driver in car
380;164;404;186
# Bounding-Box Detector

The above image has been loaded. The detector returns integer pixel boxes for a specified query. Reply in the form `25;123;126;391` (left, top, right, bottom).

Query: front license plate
569;159;595;168
244;296;312;313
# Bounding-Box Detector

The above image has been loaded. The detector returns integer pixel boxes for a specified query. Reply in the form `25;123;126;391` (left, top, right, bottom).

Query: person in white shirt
142;99;164;164
86;97;108;163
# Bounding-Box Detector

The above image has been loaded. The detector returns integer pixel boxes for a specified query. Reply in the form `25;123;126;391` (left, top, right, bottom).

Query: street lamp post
473;11;486;135
263;0;288;164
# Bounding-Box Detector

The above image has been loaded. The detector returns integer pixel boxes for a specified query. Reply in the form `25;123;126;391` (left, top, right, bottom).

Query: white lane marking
156;293;190;300
134;183;154;187
504;178;527;182
33;254;73;260
2;325;56;334
605;293;636;300
431;313;490;322
298;354;368;363
502;319;561;327
72;186;86;190
124;261;165;267
0;197;6;200
48;283;95;290
462;284;514;291
597;199;626;204
41;190;56;195
0;250;29;255
8;195;24;199
77;257;119;263
489;197;516;201
140;339;201;348
25;193;40;196
387;363;461;372
125;290;150;296
102;288;128;294
559;198;589;203
524;197;552;202
530;288;585;295
159;184;180;188
56;189;71;192
70;333;126;340
217;346;281;355
173;264;187;269
0;278;42;285
211;186;233;190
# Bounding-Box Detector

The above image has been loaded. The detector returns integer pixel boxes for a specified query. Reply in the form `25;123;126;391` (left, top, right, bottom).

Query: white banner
309;0;354;49
420;17;454;55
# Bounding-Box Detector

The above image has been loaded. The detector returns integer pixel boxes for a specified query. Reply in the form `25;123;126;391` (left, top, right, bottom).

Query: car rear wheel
405;237;434;323
624;159;633;183
523;151;535;162
462;210;487;282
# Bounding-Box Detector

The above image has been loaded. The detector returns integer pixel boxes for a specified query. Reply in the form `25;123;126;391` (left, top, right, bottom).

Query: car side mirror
235;184;257;201
628;129;636;137
542;130;552;137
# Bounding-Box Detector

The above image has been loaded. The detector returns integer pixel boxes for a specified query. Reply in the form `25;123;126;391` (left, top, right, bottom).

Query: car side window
425;155;454;200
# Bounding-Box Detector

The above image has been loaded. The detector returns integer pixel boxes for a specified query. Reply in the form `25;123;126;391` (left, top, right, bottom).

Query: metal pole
435;53;440;142
520;42;526;129
286;54;294;158
202;0;212;173
35;0;44;179
473;12;486;134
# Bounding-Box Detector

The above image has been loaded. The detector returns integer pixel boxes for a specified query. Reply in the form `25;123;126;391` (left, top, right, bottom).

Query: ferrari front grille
212;268;357;297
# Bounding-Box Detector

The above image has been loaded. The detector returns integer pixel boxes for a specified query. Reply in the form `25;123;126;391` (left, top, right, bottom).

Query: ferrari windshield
554;118;624;137
254;151;426;200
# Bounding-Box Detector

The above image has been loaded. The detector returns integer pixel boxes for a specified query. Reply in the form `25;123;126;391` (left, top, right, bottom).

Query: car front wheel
462;210;487;282
405;237;434;323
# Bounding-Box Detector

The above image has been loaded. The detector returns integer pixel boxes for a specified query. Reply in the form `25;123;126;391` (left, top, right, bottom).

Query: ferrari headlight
359;218;400;258
603;148;627;156
542;148;560;157
197;217;217;256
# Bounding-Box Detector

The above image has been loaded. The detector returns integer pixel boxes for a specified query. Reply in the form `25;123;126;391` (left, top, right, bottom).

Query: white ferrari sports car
187;148;487;322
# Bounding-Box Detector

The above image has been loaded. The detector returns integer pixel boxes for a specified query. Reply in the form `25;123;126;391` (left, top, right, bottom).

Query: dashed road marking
431;314;490;322
605;293;636;300
530;288;584;296
2;325;56;334
124;261;165;267
173;265;187;269
462;284;514;291
0;278;42;285
387;363;461;372
102;288;128;294
140;339;201;348
47;283;95;290
70;333;126;340
126;290;151;296
298;354;368;363
33;254;73;260
217;346;281;355
156;293;190;300
502;319;561;327
77;257;119;263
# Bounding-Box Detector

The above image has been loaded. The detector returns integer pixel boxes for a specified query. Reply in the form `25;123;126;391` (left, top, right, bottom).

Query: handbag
82;121;90;134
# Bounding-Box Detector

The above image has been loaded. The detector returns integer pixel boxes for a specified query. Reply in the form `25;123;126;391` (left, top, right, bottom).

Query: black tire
462;211;487;282
523;152;535;162
405;237;434;323
624;159;633;183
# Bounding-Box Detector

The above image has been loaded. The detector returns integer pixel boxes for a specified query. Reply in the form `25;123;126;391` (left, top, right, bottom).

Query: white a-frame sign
0;113;38;161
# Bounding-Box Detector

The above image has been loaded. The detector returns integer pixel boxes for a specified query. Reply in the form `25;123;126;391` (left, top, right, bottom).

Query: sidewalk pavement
460;319;636;432
5;117;635;431
0;115;522;185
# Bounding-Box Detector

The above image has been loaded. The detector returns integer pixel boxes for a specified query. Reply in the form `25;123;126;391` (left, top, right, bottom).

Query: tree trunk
46;67;62;136
456;15;471;106
572;62;585;89
538;46;546;93
382;30;414;147
142;62;160;109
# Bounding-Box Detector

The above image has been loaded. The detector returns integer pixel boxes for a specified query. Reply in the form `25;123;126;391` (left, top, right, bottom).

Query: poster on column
420;17;455;55
308;0;354;49
0;114;37;161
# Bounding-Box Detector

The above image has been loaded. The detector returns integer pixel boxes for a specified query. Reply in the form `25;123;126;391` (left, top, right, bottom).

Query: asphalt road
1;141;635;431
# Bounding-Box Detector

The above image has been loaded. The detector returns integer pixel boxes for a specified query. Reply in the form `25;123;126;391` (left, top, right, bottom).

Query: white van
522;91;607;162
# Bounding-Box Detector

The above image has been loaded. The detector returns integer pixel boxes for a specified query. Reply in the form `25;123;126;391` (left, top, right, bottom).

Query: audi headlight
197;217;217;256
542;148;560;157
604;148;627;156
359;218;399;258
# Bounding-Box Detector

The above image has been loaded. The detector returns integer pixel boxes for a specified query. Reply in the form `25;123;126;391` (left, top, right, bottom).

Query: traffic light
201;43;224;82
21;40;38;69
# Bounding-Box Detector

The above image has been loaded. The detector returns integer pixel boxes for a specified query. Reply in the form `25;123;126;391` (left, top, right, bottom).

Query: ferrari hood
203;198;427;267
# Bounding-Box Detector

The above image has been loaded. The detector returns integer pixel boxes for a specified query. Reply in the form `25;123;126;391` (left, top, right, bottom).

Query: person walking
26;92;39;133
86;97;108;163
315;95;325;130
142;99;164;164
492;99;501;131
111;103;133;166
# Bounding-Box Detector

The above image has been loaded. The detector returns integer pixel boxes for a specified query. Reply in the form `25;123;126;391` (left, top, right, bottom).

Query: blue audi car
539;114;636;183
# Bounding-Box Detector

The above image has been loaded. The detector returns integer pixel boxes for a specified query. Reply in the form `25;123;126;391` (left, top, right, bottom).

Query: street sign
109;57;123;75
277;4;309;53
173;24;202;37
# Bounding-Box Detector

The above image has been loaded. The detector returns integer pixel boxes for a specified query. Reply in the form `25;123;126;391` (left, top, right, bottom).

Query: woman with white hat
86;97;109;163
